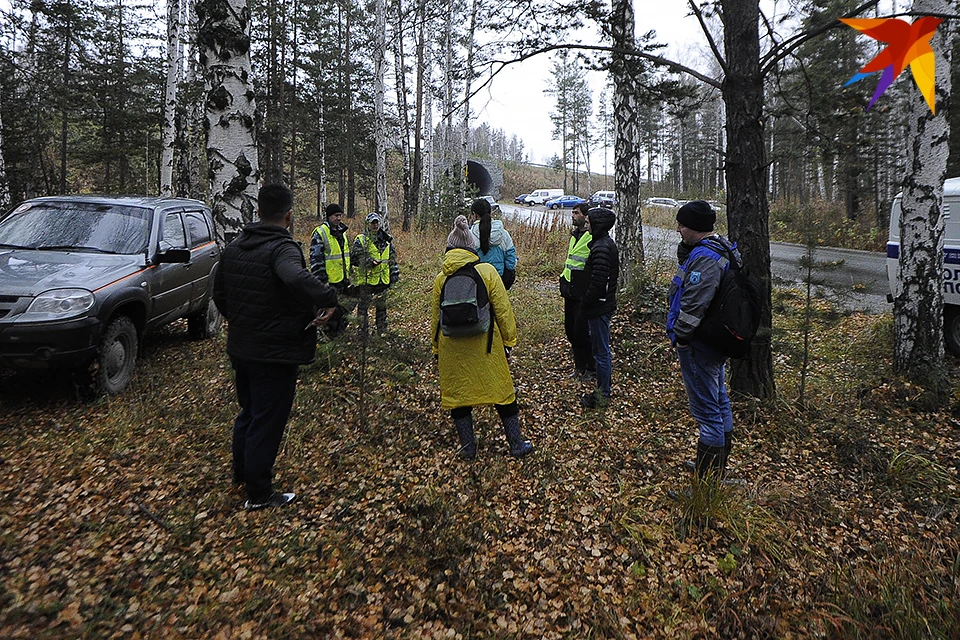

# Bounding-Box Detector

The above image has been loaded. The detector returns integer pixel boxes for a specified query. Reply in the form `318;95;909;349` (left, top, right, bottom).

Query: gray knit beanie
447;215;475;249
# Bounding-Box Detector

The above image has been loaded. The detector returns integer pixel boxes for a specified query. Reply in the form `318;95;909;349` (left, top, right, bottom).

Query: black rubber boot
683;431;734;475
720;430;733;475
502;413;533;457
454;414;477;460
694;441;725;479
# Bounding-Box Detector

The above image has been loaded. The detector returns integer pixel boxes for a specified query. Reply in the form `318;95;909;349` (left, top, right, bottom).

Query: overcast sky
472;1;716;170
473;0;905;173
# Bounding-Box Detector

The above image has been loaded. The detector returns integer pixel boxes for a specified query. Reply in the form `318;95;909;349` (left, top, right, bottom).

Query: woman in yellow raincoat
432;216;534;460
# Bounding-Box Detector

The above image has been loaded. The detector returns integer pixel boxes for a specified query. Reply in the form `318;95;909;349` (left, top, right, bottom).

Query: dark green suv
0;196;222;395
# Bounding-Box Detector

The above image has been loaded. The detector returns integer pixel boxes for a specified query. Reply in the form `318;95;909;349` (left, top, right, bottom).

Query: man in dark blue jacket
666;200;739;479
579;207;619;409
214;184;338;510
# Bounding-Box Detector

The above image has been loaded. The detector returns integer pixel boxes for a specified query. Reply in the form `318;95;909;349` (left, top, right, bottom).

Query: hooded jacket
580;209;619;319
432;248;517;410
666;234;740;345
214;222;338;365
470;219;517;276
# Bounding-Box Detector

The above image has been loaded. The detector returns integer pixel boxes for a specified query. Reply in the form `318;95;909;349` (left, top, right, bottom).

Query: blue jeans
676;341;732;448
587;314;612;397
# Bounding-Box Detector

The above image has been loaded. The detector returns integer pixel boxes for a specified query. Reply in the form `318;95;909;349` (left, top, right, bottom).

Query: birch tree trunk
721;0;775;399
0;95;10;210
160;0;180;196
316;84;327;214
406;0;427;232
460;0;478;203
373;0;388;224
610;0;644;285
393;5;413;232
344;5;356;218
176;0;204;199
423;16;434;198
59;10;71;194
894;0;951;398
197;0;260;242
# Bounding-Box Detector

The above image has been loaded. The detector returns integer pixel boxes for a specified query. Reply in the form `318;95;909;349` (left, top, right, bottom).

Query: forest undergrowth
0;219;957;638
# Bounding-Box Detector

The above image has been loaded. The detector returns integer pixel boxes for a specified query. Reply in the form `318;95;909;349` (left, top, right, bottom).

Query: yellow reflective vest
314;223;350;284
561;231;592;282
354;233;391;286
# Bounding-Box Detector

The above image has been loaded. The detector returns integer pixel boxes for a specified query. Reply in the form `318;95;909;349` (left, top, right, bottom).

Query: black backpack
695;239;762;359
435;261;495;353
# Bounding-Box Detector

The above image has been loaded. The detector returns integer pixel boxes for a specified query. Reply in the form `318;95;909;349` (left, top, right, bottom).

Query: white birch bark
373;0;388;224
160;0;180;197
197;0;260;242
318;92;327;208
894;0;951;392
610;0;645;283
442;10;454;162
460;0;478;202
424;27;434;193
0;96;9;210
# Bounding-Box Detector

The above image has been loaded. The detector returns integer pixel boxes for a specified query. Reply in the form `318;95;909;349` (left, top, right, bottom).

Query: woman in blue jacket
469;198;517;289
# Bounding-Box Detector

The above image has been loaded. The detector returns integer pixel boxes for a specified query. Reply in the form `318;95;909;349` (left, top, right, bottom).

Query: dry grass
0;216;957;638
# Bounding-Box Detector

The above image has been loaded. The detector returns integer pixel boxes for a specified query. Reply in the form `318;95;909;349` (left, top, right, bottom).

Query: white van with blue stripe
887;176;960;354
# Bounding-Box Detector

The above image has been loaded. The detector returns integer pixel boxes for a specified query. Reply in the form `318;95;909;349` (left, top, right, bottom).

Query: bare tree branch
688;0;726;77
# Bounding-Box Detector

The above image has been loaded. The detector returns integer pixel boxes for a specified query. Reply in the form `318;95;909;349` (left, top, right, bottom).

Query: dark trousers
563;296;593;371
451;400;519;420
231;359;300;502
357;285;388;334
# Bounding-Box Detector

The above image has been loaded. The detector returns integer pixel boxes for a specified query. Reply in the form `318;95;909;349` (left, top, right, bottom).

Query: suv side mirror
156;248;190;264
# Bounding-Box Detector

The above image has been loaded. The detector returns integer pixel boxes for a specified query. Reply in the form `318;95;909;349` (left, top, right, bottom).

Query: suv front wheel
76;316;138;397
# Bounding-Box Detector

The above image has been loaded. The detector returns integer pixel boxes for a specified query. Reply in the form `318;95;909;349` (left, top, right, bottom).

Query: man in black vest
214;184;338;510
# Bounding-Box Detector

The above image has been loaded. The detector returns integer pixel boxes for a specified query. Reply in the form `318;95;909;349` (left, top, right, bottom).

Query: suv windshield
0;201;151;254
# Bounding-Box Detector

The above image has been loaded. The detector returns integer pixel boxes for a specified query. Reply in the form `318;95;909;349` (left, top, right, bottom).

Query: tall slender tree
160;0;180;196
197;0;260;241
894;0;952;397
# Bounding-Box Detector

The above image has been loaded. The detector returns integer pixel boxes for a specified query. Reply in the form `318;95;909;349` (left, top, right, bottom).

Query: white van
887;176;960;353
524;189;563;205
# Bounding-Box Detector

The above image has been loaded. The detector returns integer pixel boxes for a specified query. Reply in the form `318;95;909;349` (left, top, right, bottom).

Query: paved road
502;203;891;314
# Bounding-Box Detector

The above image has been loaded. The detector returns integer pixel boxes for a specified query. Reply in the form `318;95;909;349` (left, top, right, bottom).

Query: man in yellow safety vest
351;212;399;335
310;203;351;292
560;202;594;382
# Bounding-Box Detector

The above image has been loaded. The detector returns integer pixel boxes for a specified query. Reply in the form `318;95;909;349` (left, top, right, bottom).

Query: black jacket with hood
214;222;338;365
580;208;619;319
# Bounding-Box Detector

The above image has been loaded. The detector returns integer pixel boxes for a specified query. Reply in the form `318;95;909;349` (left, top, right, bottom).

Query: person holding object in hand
351;212;399;336
214;184;338;511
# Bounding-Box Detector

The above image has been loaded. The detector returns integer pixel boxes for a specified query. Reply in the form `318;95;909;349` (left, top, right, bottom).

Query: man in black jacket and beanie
213;184;338;510
579;207;619;409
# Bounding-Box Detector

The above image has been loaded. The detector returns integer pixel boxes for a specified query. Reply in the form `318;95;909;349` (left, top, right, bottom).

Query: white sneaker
243;492;296;511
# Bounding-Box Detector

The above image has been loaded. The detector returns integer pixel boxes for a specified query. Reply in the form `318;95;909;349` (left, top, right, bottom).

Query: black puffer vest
219;223;320;365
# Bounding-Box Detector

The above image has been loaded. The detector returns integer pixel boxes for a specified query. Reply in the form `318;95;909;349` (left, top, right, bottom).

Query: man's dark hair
574;202;590;215
258;184;294;223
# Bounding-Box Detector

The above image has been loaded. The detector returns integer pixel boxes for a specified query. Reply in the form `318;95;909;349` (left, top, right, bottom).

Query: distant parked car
588;190;617;208
706;200;724;211
546;195;587;210
644;197;680;209
481;195;501;211
0;195;222;396
514;194;530;204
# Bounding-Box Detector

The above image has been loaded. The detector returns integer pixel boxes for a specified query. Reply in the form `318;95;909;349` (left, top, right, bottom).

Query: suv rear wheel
188;298;223;340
